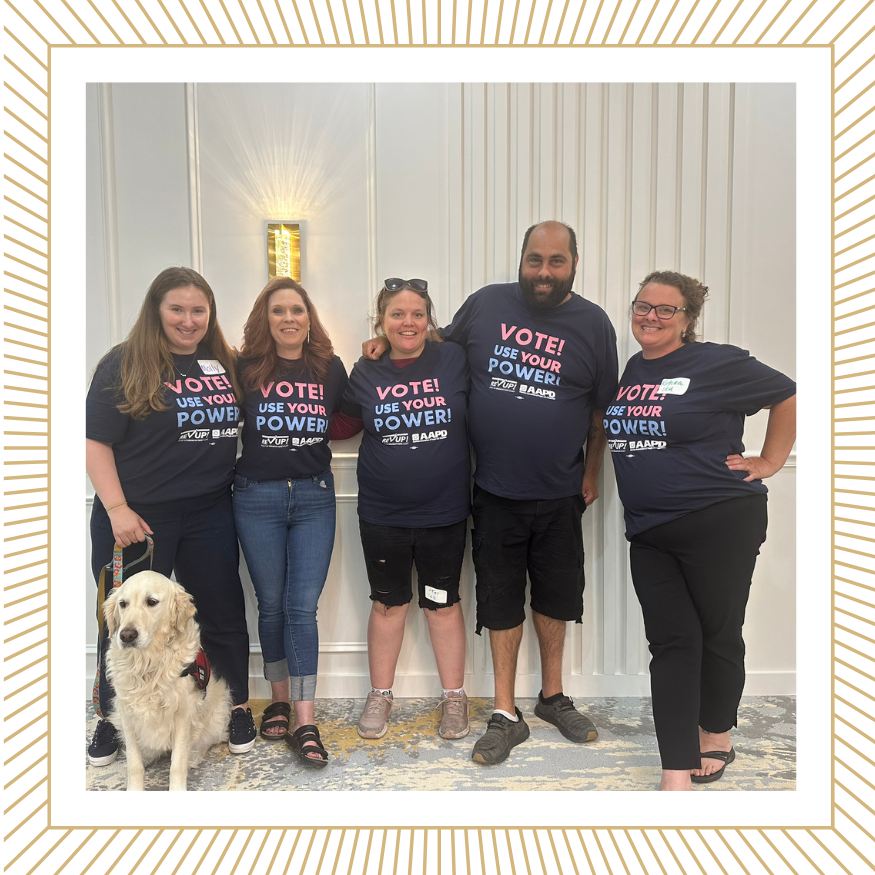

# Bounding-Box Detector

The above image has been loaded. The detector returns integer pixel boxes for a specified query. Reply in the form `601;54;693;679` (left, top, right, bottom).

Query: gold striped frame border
0;0;860;873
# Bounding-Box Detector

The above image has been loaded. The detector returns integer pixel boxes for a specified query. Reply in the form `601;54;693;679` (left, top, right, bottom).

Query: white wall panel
85;82;797;699
111;84;192;334
85;83;116;379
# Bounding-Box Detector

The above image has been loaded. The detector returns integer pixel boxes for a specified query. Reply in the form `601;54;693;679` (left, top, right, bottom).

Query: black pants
629;494;768;770
91;487;251;711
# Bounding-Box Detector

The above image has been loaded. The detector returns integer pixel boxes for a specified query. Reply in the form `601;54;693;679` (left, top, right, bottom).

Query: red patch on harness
182;649;210;692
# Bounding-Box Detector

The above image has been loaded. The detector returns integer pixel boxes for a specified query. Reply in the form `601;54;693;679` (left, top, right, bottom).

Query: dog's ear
103;589;121;636
170;586;197;636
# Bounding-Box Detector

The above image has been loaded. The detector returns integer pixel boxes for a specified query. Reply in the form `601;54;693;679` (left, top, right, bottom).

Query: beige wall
85;82;796;697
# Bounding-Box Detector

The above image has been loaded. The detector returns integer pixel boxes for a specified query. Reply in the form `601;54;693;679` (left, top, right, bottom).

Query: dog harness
180;649;211;695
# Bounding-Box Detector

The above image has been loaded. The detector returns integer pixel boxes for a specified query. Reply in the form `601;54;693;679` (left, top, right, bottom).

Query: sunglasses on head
383;278;428;293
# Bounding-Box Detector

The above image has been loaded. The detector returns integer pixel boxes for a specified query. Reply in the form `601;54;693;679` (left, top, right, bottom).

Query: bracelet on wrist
105;501;128;512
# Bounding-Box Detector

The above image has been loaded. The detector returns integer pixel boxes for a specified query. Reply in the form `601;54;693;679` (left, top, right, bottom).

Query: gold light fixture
267;222;301;282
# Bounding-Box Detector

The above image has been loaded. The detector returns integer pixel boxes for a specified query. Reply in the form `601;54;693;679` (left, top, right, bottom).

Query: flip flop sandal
259;701;292;741
691;747;736;784
286;724;329;768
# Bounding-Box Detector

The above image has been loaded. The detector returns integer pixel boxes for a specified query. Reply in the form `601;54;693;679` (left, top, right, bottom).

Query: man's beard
518;269;576;309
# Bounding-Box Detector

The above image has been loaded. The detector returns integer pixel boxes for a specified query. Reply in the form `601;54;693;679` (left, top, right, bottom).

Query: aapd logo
518;385;556;400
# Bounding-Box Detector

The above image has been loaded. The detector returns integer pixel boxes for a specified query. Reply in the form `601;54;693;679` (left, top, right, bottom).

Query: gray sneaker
471;708;530;764
437;690;469;739
533;692;598;743
357;690;393;738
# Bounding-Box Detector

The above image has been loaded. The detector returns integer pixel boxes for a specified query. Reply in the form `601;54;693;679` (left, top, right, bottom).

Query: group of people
86;220;796;790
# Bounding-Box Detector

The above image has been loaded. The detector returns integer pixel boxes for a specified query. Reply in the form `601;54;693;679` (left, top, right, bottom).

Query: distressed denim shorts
358;518;467;609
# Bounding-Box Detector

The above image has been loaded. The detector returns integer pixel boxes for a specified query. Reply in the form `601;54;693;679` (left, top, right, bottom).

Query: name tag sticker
198;360;226;375
424;585;448;604
659;378;690;395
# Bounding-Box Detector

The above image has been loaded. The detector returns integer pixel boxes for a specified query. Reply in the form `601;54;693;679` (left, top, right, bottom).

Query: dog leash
92;535;154;716
96;535;154;629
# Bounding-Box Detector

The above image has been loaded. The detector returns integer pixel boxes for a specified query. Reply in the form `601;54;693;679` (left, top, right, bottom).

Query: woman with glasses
335;279;471;741
604;270;796;791
234;277;352;768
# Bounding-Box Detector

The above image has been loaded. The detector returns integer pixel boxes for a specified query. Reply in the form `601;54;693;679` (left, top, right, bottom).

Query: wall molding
96;83;121;346
184;83;204;273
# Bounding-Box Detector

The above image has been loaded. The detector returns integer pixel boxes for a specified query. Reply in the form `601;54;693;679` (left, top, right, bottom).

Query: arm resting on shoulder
581;409;608;506
726;393;797;482
86;438;153;546
362;336;389;360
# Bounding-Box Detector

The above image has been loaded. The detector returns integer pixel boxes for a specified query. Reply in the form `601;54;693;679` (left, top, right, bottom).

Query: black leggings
629;495;768;770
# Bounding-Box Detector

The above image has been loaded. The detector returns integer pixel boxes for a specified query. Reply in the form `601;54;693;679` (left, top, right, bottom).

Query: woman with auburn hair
234;277;351;767
86;266;255;767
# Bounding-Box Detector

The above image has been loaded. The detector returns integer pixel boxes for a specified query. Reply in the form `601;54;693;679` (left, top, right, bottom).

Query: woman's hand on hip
725;453;779;482
108;504;153;547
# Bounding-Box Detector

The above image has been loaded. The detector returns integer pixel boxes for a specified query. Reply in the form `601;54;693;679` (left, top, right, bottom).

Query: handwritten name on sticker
658;378;690;395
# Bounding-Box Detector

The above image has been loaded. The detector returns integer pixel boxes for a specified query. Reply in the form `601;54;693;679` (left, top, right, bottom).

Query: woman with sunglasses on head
86;267;254;766
604;271;796;791
335;278;471;741
234;277;352;768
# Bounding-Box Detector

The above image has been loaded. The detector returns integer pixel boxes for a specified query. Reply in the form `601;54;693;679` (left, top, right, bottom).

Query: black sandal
690;747;735;784
286;724;329;768
259;701;292;741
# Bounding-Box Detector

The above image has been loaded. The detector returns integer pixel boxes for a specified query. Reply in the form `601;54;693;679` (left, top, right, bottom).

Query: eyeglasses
631;301;687;320
383;278;428;293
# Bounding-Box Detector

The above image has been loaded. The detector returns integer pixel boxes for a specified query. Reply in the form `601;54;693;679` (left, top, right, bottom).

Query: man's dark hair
519;221;578;265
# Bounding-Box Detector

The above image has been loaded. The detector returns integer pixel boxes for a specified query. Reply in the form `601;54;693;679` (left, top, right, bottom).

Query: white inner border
54;46;830;827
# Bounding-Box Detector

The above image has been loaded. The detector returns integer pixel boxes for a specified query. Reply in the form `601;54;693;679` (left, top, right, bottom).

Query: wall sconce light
267;222;302;282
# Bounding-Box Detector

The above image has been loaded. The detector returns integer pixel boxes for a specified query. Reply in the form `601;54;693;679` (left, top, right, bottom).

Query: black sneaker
534;692;598;743
228;706;256;753
87;718;119;765
471;708;530;765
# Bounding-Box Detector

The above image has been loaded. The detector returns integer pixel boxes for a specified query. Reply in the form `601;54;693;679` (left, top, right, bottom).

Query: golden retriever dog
104;570;232;791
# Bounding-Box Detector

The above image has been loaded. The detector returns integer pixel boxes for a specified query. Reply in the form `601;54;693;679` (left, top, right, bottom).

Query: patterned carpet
85;695;796;792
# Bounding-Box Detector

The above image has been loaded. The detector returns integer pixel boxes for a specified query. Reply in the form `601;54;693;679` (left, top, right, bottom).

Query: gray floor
86;695;796;792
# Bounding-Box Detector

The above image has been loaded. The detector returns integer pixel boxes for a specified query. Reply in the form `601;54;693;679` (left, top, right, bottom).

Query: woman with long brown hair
86;266;255;767
234;277;350;767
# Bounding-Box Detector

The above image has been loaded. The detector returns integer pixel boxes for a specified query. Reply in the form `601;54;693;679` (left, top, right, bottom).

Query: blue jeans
233;472;336;701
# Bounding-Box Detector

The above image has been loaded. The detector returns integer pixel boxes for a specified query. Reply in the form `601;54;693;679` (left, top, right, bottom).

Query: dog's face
104;571;196;649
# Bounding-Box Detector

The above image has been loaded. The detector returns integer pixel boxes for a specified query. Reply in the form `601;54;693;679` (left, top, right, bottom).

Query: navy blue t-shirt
236;355;348;481
342;340;470;527
443;282;618;500
605;342;796;539
86;345;241;504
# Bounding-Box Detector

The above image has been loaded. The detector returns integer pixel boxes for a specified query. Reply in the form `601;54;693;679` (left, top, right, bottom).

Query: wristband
105;501;128;512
